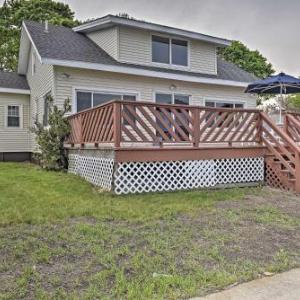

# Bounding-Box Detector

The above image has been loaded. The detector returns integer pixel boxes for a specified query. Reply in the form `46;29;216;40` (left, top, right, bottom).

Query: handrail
67;99;261;117
66;100;262;147
260;112;300;154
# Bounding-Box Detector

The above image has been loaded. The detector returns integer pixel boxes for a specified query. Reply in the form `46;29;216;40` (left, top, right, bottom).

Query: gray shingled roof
24;21;257;83
0;71;29;90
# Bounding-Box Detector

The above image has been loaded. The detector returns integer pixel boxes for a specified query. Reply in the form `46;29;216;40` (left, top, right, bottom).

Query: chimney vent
44;20;49;33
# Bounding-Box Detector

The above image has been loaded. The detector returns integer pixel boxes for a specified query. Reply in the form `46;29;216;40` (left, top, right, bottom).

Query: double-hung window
7;105;21;128
152;35;188;67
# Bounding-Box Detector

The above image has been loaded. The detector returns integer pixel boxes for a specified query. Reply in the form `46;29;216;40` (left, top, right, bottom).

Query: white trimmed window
155;92;190;105
6;105;22;128
75;90;137;112
155;93;190;138
152;35;188;67
205;100;244;109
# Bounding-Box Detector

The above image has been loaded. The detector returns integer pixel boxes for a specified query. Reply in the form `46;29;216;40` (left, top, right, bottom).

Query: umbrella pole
279;83;283;124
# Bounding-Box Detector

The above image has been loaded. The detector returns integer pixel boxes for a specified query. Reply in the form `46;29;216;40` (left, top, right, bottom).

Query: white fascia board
42;58;249;88
0;88;31;95
74;16;231;47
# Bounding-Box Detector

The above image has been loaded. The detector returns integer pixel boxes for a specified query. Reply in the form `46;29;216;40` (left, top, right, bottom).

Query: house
0;14;258;161
3;14;298;195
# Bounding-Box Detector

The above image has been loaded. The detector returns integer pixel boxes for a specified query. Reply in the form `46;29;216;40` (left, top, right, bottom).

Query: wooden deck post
113;101;122;148
79;114;84;148
257;112;263;145
295;151;300;193
192;107;200;147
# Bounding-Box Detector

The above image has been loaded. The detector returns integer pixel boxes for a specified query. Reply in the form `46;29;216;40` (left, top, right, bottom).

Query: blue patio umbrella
245;72;300;123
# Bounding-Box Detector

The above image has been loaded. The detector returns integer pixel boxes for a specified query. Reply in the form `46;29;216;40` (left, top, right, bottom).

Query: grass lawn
0;163;300;299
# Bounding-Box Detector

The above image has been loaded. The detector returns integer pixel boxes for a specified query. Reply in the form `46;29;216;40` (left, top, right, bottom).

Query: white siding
87;26;119;60
54;66;256;114
26;47;55;151
117;26;217;74
190;41;217;74
0;93;31;152
119;26;151;65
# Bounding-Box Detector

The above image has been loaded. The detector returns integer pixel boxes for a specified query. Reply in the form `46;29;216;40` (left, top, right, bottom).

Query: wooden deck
65;100;300;193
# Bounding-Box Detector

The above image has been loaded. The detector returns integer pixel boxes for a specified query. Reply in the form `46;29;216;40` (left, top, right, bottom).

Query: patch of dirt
216;187;300;218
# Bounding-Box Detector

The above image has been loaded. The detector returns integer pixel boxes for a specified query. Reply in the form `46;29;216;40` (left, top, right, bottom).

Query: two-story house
0;14;257;161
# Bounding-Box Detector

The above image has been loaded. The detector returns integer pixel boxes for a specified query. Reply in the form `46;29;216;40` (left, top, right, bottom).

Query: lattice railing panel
114;157;264;194
68;154;114;190
265;159;292;191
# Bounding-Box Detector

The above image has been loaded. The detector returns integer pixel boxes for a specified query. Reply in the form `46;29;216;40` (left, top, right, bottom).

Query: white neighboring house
0;14;257;161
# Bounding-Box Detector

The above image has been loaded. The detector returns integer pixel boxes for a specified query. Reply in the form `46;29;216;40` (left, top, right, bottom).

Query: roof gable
17;20;257;87
74;15;231;47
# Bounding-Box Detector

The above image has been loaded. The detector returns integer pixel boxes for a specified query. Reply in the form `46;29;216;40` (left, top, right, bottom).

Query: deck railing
284;112;300;142
67;100;263;148
66;100;300;192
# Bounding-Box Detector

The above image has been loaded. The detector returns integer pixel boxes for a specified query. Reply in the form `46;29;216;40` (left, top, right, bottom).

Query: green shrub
31;96;71;170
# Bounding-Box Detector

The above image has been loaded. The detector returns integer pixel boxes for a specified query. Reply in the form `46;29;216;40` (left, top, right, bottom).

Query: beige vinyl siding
119;26;151;65
26;47;55;151
54;67;256;114
190;41;217;74
87;26;119;60
0;93;30;152
117;26;217;75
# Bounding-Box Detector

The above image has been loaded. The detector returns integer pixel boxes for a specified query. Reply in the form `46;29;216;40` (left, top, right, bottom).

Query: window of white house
43;93;52;126
7;105;21;128
152;35;188;66
32;53;36;76
205;101;244;109
76;91;137;112
205;101;244;128
155;93;190;139
155;93;190;105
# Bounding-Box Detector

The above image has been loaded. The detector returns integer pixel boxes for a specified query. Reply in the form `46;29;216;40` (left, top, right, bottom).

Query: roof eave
74;16;231;47
44;58;249;88
0;87;30;95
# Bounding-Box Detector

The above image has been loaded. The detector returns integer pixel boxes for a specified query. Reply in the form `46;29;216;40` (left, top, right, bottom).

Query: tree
31;96;71;170
219;41;275;79
287;94;300;111
0;0;80;71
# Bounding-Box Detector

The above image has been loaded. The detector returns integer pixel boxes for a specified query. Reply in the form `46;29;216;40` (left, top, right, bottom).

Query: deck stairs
262;112;300;192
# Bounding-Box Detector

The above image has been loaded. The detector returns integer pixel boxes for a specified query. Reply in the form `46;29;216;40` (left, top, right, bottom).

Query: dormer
74;15;231;75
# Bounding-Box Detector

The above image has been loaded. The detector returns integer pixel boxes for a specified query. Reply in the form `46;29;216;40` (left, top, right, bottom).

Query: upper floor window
7;105;21;128
152;35;188;66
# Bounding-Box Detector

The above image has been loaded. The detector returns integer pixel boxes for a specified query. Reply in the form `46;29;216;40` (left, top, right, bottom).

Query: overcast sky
3;0;299;75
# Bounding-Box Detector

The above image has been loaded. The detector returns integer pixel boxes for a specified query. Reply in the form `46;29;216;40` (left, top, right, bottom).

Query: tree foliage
287;94;300;111
0;0;79;71
219;41;275;79
31;96;71;170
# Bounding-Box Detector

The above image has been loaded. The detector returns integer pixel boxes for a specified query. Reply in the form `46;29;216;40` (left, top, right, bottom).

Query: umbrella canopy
245;72;300;94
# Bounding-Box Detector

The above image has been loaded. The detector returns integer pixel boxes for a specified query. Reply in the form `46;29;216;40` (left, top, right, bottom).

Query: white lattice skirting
68;154;264;194
114;157;264;194
68;154;114;190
